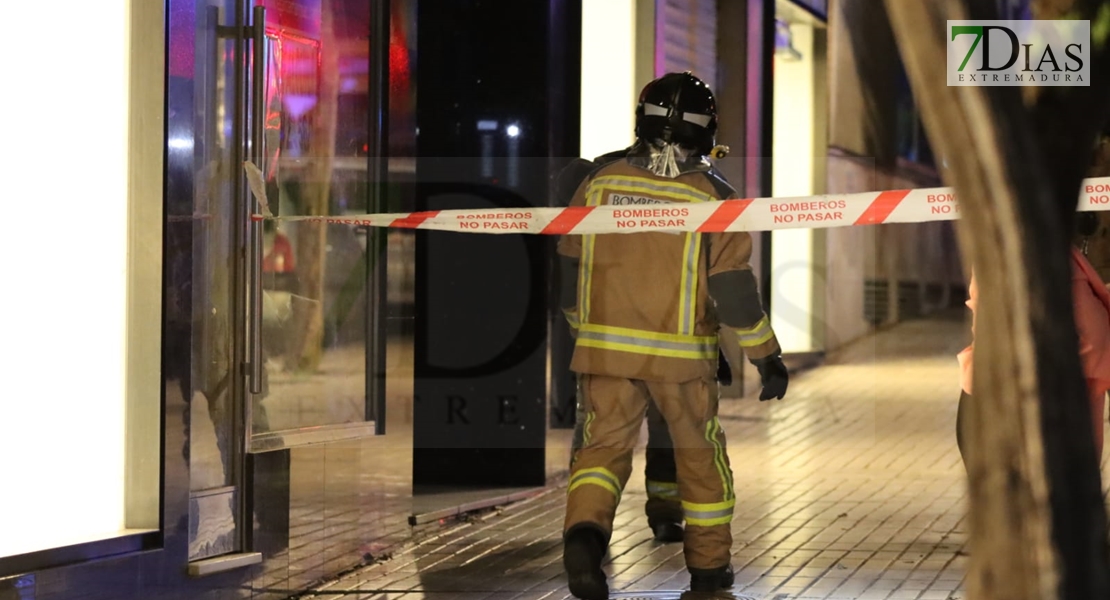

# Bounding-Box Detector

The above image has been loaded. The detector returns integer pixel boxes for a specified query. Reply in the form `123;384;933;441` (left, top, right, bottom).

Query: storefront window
249;0;380;438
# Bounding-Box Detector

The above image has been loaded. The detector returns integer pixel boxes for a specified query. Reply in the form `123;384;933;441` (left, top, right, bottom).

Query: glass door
184;0;254;563
248;0;384;449
180;0;385;566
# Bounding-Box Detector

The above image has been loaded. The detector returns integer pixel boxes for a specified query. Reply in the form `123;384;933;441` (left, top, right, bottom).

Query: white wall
580;0;639;159
0;0;162;558
771;23;826;353
822;156;957;351
823;155;879;350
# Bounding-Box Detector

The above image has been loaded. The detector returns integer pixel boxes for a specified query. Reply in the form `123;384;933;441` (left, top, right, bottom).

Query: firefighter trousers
564;374;735;570
570;383;683;526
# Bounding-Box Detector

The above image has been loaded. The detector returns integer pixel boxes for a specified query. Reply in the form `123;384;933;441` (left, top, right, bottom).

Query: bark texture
879;1;1110;599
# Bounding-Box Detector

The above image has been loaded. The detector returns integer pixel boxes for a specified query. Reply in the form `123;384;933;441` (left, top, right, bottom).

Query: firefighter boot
564;527;608;600
650;520;684;543
689;564;735;593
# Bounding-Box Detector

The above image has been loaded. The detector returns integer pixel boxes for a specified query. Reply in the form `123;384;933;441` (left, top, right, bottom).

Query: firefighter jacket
557;158;780;383
554;148;632;333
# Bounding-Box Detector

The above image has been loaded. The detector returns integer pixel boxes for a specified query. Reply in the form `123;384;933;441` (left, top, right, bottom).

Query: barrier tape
239;162;1110;235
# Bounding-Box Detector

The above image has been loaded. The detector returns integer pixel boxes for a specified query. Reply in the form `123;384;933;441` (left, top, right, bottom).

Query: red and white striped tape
248;170;1110;235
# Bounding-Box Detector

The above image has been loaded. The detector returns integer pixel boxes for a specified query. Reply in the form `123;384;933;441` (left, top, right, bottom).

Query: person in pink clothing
956;213;1110;467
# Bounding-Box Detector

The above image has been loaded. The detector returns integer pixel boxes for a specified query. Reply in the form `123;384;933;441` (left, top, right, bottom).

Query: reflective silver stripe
683;113;712;127
679;232;702;335
577;328;717;356
579;187;602;323
568;469;622;499
571;471;619;487
706;417;734;500
736;317;773;346
684;507;733;520
646;481;680;499
683;506;734;521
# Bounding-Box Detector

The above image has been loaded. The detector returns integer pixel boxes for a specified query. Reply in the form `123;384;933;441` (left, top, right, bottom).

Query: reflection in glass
187;0;240;561
254;0;373;434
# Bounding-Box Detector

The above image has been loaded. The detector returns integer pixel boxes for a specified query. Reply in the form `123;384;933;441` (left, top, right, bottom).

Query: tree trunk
286;0;340;372
880;1;1110;599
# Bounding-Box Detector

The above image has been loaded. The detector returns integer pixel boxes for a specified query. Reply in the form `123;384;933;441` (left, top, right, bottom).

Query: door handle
367;0;390;434
247;4;266;395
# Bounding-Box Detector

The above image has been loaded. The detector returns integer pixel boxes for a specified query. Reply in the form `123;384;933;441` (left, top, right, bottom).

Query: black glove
751;353;789;401
716;349;732;386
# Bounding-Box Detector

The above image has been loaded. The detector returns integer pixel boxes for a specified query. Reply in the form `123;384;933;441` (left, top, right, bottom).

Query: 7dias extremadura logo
947;20;1089;86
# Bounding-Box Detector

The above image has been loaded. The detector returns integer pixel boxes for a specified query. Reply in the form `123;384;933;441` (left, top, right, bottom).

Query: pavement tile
291;315;1110;600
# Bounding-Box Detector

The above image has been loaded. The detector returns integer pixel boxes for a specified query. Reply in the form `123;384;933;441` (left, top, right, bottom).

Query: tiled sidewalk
293;313;1107;600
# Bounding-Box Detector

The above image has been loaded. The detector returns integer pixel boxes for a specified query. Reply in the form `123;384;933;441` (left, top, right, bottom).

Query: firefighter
558;72;789;600
555;146;735;545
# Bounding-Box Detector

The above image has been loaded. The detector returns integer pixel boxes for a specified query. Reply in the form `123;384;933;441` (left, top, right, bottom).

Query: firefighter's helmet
635;72;718;156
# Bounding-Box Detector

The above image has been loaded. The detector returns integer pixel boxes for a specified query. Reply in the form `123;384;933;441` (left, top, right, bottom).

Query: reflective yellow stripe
577;324;717;360
735;316;775;348
576;337;715;360
682;499;734;511
563;308;580;329
581;323;716;343
706;417;734;500
579;236;594;322
597;183;703;204
583;410;594;446
568;467;622;499
682;498;736;527
678;232;703;335
592;175;714;204
579;188;602;323
646;480;680;500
